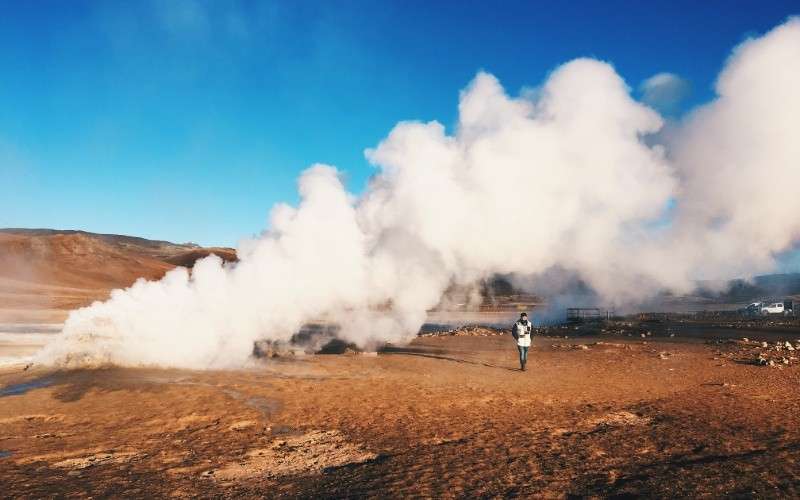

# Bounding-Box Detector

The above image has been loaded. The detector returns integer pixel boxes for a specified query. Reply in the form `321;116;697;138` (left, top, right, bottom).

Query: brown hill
0;229;236;323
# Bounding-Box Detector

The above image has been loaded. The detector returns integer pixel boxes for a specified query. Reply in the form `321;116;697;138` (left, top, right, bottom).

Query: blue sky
1;0;798;247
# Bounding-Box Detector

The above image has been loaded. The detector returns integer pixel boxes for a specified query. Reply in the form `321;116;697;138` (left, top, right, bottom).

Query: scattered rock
420;435;465;446
214;430;377;481
253;340;297;358
552;343;591;350
33;433;59;439
52;450;139;469
420;325;505;338
228;420;257;432
587;411;652;429
0;414;65;425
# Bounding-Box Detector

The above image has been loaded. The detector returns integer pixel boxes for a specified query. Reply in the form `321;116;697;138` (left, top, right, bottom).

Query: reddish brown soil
2;334;800;498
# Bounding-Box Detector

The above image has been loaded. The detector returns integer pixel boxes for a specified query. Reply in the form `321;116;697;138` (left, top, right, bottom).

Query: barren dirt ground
2;334;800;498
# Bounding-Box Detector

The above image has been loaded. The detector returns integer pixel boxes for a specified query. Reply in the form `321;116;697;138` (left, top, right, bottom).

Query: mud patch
245;396;281;417
213;430;377;482
222;389;282;419
0;378;53;397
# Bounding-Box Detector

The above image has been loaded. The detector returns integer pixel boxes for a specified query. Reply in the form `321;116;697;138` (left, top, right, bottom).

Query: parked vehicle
761;302;786;315
742;302;762;316
740;299;795;317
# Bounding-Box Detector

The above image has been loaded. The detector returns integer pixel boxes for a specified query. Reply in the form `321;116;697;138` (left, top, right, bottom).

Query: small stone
762;342;769;348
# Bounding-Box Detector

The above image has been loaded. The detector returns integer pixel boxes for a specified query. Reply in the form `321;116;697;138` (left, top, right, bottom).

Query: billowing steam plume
39;19;800;368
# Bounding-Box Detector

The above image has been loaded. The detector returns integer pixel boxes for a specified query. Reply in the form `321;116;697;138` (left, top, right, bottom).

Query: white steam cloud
39;19;800;368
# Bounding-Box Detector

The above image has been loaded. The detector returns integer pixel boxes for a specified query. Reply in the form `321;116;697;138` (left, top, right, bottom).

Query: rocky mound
713;338;800;367
419;325;507;337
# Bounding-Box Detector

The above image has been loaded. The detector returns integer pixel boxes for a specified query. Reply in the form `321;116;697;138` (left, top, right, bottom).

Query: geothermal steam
40;19;800;368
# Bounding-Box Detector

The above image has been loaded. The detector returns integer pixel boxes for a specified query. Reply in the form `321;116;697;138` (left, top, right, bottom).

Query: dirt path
2;335;800;497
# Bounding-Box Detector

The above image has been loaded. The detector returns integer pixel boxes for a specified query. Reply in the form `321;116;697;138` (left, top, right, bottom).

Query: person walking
512;312;533;371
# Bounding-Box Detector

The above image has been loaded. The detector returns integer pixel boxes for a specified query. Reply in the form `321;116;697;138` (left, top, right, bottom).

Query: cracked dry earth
2;334;800;498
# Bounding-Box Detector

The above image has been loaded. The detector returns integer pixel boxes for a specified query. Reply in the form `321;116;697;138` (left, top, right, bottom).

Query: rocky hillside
0;229;236;322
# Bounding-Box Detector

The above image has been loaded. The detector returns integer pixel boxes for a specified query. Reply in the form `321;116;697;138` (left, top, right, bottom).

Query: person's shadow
379;345;519;371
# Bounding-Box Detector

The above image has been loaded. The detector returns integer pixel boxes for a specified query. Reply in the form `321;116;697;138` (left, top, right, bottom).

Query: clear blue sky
1;0;797;247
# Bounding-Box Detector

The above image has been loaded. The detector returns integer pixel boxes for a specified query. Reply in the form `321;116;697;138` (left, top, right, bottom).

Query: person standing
512;312;533;371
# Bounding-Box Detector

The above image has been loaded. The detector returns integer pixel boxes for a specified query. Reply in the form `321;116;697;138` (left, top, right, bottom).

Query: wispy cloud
639;72;691;115
151;0;211;39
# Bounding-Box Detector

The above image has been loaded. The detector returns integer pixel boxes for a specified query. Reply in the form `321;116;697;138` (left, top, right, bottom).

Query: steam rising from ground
40;19;800;368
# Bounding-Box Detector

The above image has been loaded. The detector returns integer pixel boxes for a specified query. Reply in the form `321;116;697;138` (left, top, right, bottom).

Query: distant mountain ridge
0;228;237;321
1;227;201;251
707;273;800;302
